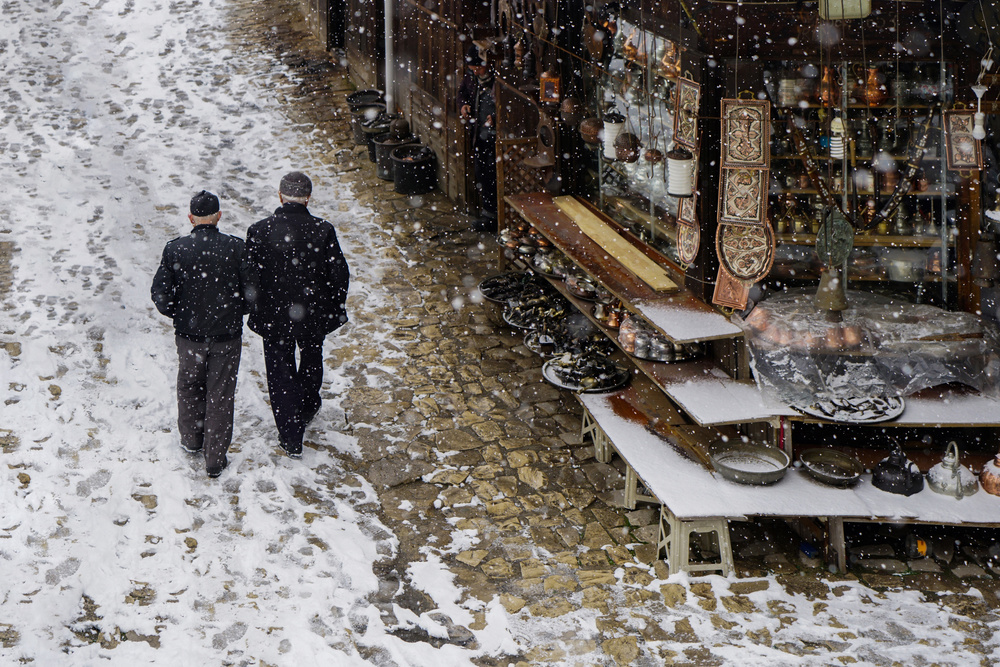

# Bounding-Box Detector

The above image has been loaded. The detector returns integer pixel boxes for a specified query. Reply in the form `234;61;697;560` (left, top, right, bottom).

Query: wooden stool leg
673;518;733;576
624;464;638;510
594;426;611;464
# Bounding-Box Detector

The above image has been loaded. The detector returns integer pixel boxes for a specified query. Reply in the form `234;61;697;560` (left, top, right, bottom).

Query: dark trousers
473;138;497;218
262;336;324;449
176;336;241;471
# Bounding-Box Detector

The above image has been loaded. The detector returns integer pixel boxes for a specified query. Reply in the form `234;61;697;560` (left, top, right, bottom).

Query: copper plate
712;266;750;310
677;220;701;266
716;221;775;283
718;168;768;226
720;98;771;170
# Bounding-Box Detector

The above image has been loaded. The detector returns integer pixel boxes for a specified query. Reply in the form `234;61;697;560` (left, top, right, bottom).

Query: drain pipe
384;0;394;113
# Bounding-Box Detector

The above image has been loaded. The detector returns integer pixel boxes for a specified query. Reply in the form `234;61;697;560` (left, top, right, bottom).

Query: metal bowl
799;448;864;487
710;442;790;485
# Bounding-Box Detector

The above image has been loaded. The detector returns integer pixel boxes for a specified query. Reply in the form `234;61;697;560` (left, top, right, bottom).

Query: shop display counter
505;193;743;344
578;388;1000;575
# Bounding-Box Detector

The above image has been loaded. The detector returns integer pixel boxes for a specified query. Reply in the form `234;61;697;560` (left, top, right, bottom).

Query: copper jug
979;451;1000;496
861;67;887;106
816;66;839;106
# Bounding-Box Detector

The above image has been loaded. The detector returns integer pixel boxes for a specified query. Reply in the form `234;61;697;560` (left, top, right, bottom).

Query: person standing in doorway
458;42;498;233
151;190;248;478
245;172;350;459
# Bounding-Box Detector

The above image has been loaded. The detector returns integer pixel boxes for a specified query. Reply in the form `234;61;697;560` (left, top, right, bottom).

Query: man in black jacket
151;190;248;478
246;172;350;459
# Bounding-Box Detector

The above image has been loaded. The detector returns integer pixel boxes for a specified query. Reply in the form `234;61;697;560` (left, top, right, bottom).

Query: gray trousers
176;335;241;471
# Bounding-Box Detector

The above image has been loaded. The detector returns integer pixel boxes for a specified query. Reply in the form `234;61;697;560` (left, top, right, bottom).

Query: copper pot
980;453;1000;496
643;148;664;163
560;97;584;127
579;117;602;145
614;132;641;163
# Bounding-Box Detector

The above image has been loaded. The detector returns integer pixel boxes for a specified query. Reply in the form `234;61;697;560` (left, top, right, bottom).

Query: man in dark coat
245;172;350;459
151;190;248;478
458;42;498;233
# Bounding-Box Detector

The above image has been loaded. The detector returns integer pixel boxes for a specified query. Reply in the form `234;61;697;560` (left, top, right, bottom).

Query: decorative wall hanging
944;109;984;171
677;193;698;225
712;267;751;311
673;77;700;150
716;221;775;283
713;98;772;311
718;168;768;225
720;99;770;170
676;220;700;266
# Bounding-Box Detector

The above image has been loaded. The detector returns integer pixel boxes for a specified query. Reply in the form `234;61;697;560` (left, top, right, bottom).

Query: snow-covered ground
1;1;999;665
0;0;502;663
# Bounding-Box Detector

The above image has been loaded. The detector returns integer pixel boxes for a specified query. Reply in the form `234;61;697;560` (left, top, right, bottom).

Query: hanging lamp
666;145;695;197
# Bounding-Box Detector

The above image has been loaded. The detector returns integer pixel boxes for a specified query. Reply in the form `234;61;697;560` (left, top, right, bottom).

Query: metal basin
799;448;863;487
710;442;790;485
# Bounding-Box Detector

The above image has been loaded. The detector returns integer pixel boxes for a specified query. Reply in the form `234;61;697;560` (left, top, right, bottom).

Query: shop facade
325;0;1000;573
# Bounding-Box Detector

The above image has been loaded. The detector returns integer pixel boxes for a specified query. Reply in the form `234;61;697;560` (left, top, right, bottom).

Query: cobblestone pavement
0;0;997;664
228;6;1000;667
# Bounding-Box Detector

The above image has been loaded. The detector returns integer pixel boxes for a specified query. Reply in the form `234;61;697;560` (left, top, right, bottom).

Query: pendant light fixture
666;145;695;197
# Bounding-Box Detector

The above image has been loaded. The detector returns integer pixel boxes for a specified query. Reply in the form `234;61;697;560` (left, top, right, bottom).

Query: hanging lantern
602;110;625;160
818;0;871;19
972;231;999;288
540;64;561;104
830;114;846;160
666;146;695;197
973;84;988;141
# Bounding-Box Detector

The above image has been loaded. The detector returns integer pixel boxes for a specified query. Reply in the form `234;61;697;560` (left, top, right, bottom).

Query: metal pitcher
927;441;978;499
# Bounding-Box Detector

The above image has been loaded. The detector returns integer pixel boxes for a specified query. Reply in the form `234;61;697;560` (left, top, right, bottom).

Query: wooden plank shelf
545;273;794;427
506;192;744;344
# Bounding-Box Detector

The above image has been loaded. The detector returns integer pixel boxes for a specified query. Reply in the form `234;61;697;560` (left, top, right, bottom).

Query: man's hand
460;104;471;119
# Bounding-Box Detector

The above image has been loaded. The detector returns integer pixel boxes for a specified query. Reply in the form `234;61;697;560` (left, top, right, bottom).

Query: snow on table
657;367;797;426
634;298;743;343
579;391;1000;525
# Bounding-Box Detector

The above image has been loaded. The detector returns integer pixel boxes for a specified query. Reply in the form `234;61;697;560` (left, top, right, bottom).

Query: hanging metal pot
579;117;602;145
927;441;978;499
872;444;924;496
614;131;641;163
560;97;584;127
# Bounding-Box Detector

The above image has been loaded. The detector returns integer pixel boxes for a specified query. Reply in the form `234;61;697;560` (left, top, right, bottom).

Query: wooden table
577;388;1000;575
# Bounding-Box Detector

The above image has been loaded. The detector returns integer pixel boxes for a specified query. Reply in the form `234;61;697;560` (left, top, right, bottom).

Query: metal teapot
871;444;924;496
927;441;978;499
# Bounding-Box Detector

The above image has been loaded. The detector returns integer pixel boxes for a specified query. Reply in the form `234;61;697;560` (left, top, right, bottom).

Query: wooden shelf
775;233;945;248
775;188;950;197
505;193;743;344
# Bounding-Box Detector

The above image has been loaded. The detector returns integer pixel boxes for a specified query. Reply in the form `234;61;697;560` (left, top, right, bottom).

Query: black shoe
279;440;302;459
207;457;229;478
182;442;203;454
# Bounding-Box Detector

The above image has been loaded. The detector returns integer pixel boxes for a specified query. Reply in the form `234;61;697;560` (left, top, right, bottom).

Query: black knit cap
190;190;220;216
465;45;484;66
279;171;312;198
